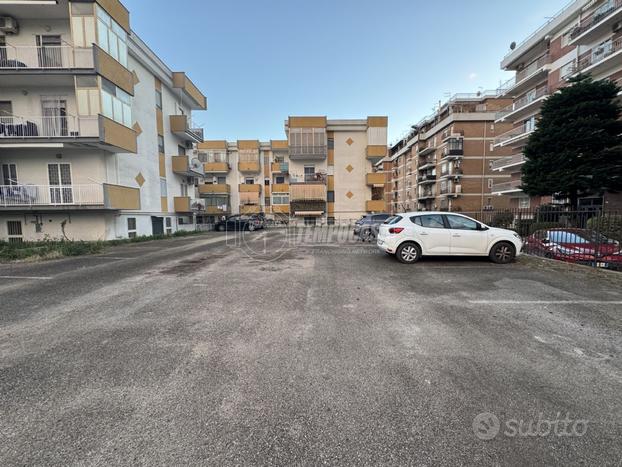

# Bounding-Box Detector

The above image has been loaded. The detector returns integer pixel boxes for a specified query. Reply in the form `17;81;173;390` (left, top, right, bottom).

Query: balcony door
41;97;68;137
48;163;73;204
0;101;12;128
36;35;62;68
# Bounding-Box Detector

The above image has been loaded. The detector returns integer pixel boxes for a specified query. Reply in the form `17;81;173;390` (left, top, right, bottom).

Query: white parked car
377;212;523;264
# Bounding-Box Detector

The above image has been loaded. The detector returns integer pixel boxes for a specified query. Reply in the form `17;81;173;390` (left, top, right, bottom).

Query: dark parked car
215;215;262;232
525;228;622;269
354;213;392;241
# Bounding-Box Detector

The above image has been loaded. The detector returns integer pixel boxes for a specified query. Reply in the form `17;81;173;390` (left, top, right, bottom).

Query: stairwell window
101;78;132;127
96;6;128;67
6;220;23;243
165;217;172;235
127;217;137;238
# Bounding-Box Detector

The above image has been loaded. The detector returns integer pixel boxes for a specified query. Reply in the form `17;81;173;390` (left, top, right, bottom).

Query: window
327;138;334;150
245;178;255;184
0;36;7;62
372;214;390;222
217;176;227;184
548;231;589;244
524;116;536;133
158;135;165;154
71;2;93;15
327;191;335;202
518;197;530;209
275;176;285;184
127;217;137;238
304;165;315;182
272;194;289;205
414;215;445;229
264;179;270;186
160;178;167;197
386;216;403;225
155;89;162;110
180;184;188;196
488;179;493;189
96;6;128;67
101;78;132;127
178;145;186;156
7;220;23;243
560;61;576;79
1;163;17;185
446;215;478;230
165;217;172;235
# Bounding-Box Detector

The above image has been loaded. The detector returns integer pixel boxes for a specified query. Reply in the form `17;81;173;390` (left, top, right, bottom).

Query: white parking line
469;300;622;305
0;275;52;281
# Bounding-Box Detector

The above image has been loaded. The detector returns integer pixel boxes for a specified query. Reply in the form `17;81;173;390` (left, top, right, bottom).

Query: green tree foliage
521;75;622;208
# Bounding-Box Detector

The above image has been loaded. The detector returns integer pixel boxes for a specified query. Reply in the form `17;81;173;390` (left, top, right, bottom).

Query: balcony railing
418;190;435;200
0;45;94;70
496;86;549;120
570;0;622;39
491;153;526;171
0;115;99;138
417;174;437;183
289;145;327;160
0;184;104;207
290;183;327;201
498;54;550;94
170;115;204;143
494;124;535;146
577;37;622;72
491;179;523;193
418;156;436;170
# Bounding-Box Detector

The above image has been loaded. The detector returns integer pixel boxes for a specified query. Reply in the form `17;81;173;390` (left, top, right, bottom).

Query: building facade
493;0;622;210
388;93;514;215
0;0;207;242
196;116;388;225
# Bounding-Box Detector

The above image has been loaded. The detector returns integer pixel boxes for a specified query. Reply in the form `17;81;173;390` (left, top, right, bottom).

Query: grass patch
0;229;209;262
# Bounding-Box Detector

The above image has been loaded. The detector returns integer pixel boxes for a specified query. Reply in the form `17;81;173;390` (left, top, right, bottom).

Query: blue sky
123;0;570;143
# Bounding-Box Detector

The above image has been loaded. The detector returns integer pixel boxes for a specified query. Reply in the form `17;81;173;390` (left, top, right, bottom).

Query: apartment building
0;0;207;242
195;116;388;225
388;93;514;214
493;0;622;210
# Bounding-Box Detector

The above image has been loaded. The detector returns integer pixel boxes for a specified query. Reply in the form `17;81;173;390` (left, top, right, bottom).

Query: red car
525;228;622;270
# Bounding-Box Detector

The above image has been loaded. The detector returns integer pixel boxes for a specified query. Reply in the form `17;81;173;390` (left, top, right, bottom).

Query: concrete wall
333;129;370;220
0;212;109;241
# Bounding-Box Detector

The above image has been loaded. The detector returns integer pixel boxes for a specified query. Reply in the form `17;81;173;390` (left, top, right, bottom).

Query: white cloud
468;72;478;81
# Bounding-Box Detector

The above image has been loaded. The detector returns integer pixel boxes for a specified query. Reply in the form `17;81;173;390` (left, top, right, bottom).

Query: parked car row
215;214;265;232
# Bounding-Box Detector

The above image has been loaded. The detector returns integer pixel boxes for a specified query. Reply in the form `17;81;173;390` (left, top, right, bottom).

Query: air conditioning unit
455;185;462;194
0;17;19;34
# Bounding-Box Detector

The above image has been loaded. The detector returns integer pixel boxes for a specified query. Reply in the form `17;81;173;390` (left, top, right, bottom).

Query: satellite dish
510;41;516;50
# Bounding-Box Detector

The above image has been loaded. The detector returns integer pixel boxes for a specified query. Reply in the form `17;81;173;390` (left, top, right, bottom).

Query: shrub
491;211;515;228
587;215;622;242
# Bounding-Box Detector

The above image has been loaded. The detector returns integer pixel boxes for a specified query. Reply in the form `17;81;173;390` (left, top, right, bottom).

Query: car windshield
548;231;590;244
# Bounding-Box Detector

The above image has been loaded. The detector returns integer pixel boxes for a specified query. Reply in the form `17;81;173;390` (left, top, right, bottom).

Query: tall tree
521;74;622;209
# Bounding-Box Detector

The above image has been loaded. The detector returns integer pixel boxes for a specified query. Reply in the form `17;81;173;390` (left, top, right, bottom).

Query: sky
123;0;571;144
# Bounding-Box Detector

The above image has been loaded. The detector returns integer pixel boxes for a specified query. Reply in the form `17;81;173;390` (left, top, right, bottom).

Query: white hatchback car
377;212;523;264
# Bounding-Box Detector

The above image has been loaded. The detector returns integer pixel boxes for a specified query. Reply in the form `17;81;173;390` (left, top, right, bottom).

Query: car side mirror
478;223;489;231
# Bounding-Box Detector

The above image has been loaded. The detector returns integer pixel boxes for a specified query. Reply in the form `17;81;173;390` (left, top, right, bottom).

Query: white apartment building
0;0;208;242
493;0;622;210
196;116;388;225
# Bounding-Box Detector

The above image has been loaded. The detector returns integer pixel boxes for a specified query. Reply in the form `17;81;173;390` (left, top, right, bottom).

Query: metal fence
461;208;622;271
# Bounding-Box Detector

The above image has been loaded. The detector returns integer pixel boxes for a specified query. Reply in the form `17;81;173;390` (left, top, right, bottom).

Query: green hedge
587;215;622;242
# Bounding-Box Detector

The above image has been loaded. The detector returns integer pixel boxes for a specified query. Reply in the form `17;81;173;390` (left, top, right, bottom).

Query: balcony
418;191;435;200
440;138;464;160
172;155;205;177
491;179;523;195
289;145;327;161
238;160;261;173
418;156;436;171
271;162;289;173
439;184;462;197
366;200;385;212
498;54;550;97
205;205;229;215
570;0;622;44
0;45;95;71
576;37;622;76
418;143;436;157
240;205;261;214
289;183;327;202
174;196;205;213
496;86;549;122
491;153;526;171
203;161;230;173
272;183;290;193
272;204;290;214
439;167;463;179
493;125;535;148
0;183;139;210
366;173;385;186
198;184;230;195
169;115;203;143
239;184;261;193
417;174;437;184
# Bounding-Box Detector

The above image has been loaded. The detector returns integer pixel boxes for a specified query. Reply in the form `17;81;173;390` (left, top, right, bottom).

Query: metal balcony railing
0;115;99;138
289;145;327;160
491;153;526;171
496;86;549;120
494;124;535;146
577;37;622;72
498;54;550;94
0;45;94;69
571;0;622;39
491;179;523;193
0;184;105;207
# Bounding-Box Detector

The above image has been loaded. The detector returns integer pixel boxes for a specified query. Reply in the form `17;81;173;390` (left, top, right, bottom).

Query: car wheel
361;229;375;242
396;242;421;264
489;242;516;264
217;224;225;232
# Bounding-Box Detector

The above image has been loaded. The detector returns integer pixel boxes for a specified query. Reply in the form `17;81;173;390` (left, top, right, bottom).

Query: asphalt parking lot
0;228;621;465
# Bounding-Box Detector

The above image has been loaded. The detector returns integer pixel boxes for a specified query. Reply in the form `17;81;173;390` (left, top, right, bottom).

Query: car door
444;214;488;254
412;214;451;255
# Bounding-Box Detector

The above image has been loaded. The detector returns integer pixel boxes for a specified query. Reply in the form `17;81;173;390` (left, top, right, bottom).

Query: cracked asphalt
0;229;621;466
